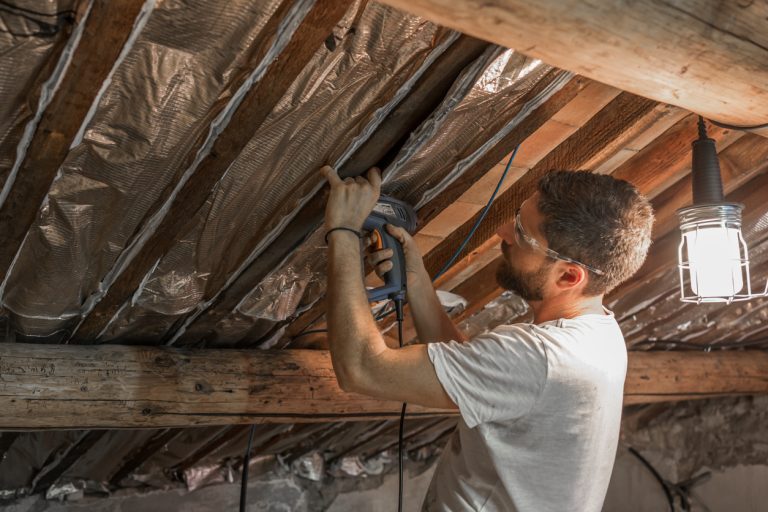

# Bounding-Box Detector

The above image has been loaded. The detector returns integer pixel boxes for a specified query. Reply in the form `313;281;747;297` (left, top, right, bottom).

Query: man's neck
529;294;605;324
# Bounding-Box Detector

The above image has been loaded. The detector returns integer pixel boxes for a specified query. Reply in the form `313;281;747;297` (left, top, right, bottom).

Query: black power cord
239;424;257;512
394;297;406;512
627;447;674;512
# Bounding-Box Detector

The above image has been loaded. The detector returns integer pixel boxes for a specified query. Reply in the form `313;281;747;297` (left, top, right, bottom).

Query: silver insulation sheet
0;0;79;195
97;2;455;342
2;0;286;337
200;50;569;347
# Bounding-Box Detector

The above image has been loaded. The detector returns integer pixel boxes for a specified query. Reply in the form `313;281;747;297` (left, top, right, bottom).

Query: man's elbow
334;363;367;394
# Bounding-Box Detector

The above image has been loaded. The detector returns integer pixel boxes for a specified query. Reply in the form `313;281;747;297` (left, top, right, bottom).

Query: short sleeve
427;326;548;428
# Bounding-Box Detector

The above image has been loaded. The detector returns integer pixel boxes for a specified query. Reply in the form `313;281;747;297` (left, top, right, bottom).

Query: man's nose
497;221;516;246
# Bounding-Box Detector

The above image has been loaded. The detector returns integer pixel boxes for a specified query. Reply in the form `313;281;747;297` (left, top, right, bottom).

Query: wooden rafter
380;0;768;136
2;343;768;429
0;0;146;282
30;430;107;494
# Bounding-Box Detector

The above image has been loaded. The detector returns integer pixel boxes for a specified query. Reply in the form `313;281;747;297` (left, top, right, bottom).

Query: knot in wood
154;354;175;368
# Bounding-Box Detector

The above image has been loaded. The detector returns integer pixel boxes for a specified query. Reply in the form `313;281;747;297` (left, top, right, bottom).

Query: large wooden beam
380;0;768;137
1;343;767;429
0;343;453;429
0;0;146;282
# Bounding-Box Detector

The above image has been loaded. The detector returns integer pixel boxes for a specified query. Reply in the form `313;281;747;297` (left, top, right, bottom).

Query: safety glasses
514;207;605;276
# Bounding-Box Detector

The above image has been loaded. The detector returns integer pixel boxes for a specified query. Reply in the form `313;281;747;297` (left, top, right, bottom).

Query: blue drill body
363;196;417;303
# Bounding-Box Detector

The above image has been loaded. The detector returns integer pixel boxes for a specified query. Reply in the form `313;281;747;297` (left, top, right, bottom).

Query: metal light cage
677;203;768;304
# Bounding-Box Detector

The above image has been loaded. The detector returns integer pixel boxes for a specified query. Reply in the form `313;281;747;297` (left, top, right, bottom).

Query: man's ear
556;263;587;290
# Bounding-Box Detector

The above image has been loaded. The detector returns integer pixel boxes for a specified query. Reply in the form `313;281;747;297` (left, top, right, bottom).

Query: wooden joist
0;0;146;282
2;343;768;429
380;0;768;137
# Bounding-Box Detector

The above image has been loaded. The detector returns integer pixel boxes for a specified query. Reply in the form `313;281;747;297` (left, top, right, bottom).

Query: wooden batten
1;344;767;429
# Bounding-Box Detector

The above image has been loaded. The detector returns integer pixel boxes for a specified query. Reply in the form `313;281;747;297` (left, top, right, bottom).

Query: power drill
363;196;417;305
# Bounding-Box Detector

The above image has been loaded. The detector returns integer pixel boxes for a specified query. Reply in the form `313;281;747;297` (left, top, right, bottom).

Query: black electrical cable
627;447;674;512
394;297;406;512
239;424;257;512
706;117;768;132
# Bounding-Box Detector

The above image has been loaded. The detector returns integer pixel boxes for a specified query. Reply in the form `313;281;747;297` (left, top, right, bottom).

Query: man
322;164;653;511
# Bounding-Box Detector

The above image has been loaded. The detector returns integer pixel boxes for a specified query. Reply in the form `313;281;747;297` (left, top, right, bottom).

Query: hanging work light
676;117;768;303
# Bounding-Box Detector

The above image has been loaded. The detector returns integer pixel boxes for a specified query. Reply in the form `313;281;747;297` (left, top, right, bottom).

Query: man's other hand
365;224;427;279
322;165;381;231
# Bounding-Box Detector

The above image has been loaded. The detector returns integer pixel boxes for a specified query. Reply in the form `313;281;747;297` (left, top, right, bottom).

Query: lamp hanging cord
705;117;768;132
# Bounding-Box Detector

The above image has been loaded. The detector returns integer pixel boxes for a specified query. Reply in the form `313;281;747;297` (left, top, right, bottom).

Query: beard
495;258;551;302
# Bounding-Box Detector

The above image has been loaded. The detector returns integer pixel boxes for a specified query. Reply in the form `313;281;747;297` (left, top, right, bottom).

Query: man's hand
365;224;428;280
322;165;381;231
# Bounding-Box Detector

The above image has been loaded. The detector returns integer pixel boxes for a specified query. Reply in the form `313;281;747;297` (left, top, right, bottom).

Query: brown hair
536;170;654;295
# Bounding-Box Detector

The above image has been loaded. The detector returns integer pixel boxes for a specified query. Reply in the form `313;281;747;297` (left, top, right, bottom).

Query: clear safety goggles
514;207;605;276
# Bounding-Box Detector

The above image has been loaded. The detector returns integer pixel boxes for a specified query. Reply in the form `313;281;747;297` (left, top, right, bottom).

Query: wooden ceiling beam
380;0;768;137
0;0;146;282
2;343;768;429
71;0;349;342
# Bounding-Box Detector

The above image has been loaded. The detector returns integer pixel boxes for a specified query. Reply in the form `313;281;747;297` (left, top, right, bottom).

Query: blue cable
433;144;520;280
372;143;521;322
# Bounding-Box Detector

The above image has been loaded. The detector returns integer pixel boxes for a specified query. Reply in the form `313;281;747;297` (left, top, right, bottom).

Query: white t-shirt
423;310;627;512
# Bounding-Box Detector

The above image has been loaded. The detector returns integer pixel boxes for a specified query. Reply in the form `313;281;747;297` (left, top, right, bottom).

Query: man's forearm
407;266;466;344
327;231;388;387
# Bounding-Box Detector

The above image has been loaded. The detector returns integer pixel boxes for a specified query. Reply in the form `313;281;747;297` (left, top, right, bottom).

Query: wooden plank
0;0;146;282
625;351;768;398
380;0;768;137
71;0;350;342
2;343;767;429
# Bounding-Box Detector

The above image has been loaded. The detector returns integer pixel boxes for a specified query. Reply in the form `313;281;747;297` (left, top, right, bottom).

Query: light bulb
683;226;743;297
